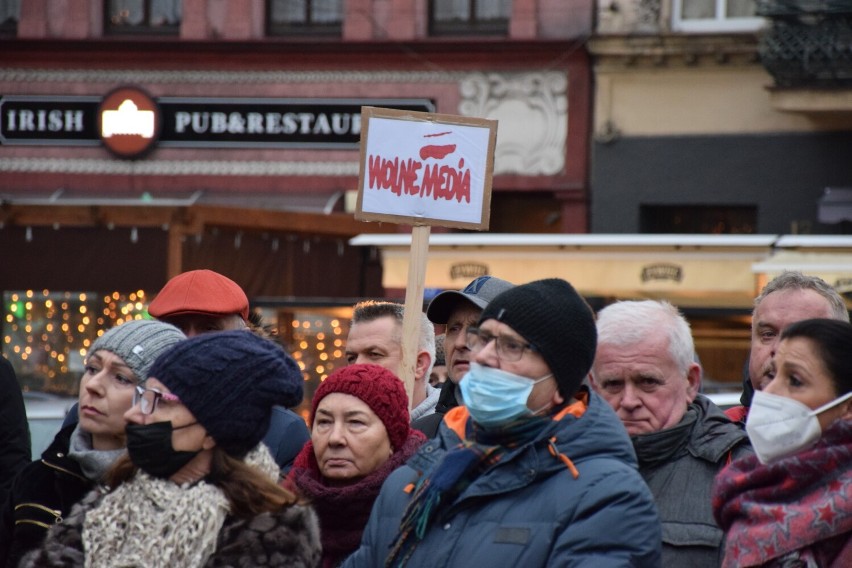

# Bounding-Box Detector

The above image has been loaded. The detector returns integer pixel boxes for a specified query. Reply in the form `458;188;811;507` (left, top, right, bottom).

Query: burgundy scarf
285;431;425;568
712;420;852;568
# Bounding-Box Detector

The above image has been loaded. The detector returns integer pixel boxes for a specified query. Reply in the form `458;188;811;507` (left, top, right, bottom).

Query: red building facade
0;1;594;391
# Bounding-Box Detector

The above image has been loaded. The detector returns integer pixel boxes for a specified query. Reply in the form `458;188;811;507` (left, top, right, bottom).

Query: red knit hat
148;269;249;321
311;364;412;451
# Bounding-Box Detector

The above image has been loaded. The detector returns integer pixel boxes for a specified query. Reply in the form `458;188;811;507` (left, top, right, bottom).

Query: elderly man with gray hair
590;300;751;568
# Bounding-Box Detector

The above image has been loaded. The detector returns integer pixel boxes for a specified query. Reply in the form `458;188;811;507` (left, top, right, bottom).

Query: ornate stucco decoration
459;72;567;175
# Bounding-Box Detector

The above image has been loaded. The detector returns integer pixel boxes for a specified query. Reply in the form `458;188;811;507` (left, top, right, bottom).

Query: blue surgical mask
459;362;553;428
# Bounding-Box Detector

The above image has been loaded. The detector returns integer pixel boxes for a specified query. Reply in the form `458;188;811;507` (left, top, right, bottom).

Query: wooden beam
167;224;184;279
0;204;386;237
192;205;388;237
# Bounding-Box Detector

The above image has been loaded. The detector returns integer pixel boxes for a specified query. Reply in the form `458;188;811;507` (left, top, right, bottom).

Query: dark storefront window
105;0;181;35
429;0;511;36
490;192;565;233
0;0;19;36
641;204;757;234
267;0;342;36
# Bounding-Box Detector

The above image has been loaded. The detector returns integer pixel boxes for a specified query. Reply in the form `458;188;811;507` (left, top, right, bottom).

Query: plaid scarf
385;415;550;567
712;419;852;568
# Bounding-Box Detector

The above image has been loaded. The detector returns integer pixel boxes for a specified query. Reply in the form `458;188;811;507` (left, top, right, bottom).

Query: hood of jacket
687;394;750;461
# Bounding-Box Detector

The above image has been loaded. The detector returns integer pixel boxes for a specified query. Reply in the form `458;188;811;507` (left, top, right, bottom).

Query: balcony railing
758;0;852;86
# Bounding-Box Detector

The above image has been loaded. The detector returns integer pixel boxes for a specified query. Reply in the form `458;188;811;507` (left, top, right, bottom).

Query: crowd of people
0;268;849;567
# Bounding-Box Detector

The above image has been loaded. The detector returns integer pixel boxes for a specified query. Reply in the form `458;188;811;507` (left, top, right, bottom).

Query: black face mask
125;421;200;479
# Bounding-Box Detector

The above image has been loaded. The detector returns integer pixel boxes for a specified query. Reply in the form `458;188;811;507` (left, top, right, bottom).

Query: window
0;0;19;36
640;205;757;234
672;0;764;32
105;0;181;35
430;0;511;36
268;0;342;36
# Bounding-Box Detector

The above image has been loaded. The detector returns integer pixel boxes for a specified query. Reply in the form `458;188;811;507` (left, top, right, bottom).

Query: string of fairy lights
3;289;149;392
289;316;347;381
283;310;351;421
3;292;350;400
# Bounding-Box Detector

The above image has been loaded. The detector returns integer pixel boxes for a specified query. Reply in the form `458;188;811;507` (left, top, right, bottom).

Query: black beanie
479;278;597;398
148;330;304;458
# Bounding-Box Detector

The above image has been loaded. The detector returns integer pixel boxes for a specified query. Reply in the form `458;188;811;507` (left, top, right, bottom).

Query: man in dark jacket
0;358;29;508
590;299;752;568
343;279;661;568
411;275;513;437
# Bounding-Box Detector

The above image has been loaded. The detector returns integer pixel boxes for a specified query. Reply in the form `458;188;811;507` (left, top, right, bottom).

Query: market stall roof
0;188;375;238
350;233;779;309
349;233;778;248
752;235;852;295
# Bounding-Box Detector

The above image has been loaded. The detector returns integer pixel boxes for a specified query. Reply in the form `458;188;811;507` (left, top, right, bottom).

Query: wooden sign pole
354;107;497;409
399;225;431;411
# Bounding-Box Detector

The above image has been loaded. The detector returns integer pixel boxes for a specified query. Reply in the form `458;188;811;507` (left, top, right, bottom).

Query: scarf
385;413;552;567
81;444;278;568
286;432;426;568
67;425;126;482
632;406;697;468
713;419;852;568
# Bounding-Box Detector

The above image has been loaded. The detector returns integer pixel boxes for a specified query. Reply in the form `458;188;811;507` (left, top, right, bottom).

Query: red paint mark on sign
420;144;456;160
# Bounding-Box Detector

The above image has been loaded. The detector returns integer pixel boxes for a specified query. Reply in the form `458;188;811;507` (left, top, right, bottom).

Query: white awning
351;233;778;309
752;249;852;294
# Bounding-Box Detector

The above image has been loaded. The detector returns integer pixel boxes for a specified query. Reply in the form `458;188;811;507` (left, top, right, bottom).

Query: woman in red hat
285;364;426;568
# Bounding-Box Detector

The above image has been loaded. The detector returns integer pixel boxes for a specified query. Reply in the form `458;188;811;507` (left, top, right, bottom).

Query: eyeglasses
133;385;181;415
465;327;537;362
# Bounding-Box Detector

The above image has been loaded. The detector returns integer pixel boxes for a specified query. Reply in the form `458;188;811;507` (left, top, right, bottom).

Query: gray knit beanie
88;319;186;383
479;278;597;398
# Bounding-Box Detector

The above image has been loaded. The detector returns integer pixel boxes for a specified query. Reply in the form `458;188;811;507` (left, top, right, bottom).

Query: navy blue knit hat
148;330;304;458
479;278;597;398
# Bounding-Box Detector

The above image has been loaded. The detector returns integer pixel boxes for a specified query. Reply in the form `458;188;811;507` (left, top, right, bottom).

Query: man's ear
550;386;565;407
414;351;432;382
686;363;701;402
588;371;600;393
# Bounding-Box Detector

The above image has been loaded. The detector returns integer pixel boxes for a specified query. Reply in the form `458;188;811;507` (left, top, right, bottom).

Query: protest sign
355;107;497;407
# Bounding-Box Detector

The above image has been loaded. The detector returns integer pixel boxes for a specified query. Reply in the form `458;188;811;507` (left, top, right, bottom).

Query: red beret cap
148;269;249;321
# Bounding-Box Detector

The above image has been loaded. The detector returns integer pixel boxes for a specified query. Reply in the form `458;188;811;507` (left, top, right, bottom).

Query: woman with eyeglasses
0;319;185;567
713;318;852;568
284;364;426;568
22;330;321;568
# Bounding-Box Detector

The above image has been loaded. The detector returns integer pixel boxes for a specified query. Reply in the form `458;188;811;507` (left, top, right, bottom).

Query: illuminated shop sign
0;91;435;154
98;87;160;158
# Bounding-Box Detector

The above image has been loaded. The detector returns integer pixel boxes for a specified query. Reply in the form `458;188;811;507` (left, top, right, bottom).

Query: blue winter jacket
342;388;662;568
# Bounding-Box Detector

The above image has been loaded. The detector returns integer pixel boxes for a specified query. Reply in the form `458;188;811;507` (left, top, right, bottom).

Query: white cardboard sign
356;106;497;230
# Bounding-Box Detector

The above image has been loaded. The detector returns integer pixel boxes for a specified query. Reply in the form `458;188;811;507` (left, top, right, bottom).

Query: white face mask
746;389;852;464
